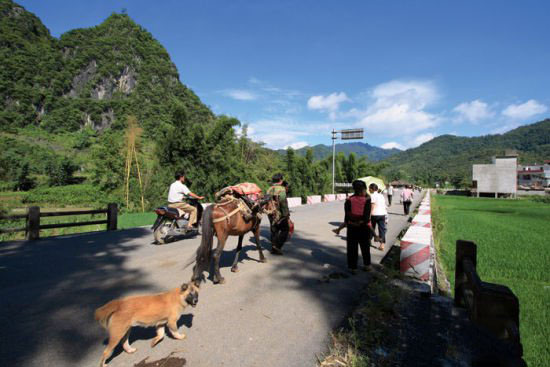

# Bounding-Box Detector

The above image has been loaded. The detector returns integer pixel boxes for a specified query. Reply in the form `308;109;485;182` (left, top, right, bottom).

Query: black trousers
387;194;392;205
271;217;289;249
403;200;411;215
346;225;371;269
371;215;386;243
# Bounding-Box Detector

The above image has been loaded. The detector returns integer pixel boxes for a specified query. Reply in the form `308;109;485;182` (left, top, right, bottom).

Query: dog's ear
193;279;201;288
180;283;189;292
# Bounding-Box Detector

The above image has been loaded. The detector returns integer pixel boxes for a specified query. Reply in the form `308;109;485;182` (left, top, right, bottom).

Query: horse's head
259;194;279;222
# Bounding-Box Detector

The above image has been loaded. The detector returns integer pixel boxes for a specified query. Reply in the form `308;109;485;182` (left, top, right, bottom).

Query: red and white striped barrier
323;194;336;202
336;193;347;201
400;192;435;286
306;195;322;204
287;197;302;208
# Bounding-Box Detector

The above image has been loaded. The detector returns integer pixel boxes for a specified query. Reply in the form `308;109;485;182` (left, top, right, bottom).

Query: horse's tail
188;204;215;281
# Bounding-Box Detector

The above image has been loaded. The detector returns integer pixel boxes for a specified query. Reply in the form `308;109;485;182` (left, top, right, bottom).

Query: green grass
118;211;157;229
431;195;550;367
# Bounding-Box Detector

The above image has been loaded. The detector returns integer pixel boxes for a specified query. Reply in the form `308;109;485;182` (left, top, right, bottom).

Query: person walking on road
401;185;414;215
344;180;372;274
387;184;394;205
267;173;291;255
369;183;387;251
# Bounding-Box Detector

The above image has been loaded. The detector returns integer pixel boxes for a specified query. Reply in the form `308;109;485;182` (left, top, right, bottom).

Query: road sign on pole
331;128;364;194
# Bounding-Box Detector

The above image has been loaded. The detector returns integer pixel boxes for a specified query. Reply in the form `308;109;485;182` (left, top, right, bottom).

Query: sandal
378;245;385;251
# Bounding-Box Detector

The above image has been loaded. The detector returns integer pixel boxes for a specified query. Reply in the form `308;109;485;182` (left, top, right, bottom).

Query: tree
47;157;78;186
15;162;35;191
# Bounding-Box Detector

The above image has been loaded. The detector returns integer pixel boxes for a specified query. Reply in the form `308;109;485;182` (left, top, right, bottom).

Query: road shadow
104;313;195;364
0;228;159;366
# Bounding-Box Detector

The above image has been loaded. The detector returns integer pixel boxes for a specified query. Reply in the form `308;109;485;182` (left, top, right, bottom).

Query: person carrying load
267;173;291;255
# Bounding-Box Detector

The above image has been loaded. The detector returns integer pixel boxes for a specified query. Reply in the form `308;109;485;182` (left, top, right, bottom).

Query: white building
472;154;518;198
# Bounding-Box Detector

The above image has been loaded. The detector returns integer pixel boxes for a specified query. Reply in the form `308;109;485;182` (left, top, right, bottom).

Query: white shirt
388;186;393;195
167;180;191;203
371;192;388;216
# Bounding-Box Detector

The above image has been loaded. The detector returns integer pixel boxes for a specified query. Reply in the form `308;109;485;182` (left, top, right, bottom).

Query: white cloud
284;141;309;150
411;133;435;147
491;123;520;135
352;80;440;136
307;92;350;112
221;89;259;101
453;100;494;123
381;142;405;150
247;117;344;149
502;99;548;119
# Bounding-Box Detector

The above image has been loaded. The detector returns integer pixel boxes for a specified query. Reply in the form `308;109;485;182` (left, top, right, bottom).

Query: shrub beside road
431;195;550;367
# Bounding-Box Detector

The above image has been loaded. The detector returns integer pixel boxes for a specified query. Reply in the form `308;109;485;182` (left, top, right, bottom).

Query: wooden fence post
107;203;118;231
26;206;40;240
454;239;477;306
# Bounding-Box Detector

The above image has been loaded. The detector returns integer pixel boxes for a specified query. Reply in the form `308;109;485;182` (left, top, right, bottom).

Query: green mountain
0;0;281;209
0;0;213;133
381;119;550;186
278;142;401;161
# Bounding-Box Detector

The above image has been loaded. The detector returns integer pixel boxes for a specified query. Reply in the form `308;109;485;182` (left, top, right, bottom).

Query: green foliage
432;195;550;367
22;184;116;207
46;156;78;186
382;119;550;186
15;162;34;190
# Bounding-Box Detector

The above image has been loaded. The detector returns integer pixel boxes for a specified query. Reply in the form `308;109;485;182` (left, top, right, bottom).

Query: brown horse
192;195;277;284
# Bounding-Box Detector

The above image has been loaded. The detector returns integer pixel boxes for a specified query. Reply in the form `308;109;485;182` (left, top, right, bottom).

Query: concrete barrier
400;191;435;287
306;195;322;204
287;197;302;207
336;194;347;201
323;194;336;202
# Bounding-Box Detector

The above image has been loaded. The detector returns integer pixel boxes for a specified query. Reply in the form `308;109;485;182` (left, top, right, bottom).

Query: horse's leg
212;231;227;284
253;224;267;263
231;235;243;273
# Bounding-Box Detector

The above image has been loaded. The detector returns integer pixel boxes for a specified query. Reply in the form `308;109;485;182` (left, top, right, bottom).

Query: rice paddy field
431;195;550;367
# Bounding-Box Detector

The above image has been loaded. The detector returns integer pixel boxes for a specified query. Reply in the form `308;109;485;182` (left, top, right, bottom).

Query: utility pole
332;129;337;194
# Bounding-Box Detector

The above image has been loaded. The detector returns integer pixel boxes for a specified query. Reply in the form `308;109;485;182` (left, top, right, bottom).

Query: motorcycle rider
167;171;204;231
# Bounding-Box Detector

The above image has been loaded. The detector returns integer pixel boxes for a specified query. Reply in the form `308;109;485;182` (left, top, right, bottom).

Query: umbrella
357;176;386;191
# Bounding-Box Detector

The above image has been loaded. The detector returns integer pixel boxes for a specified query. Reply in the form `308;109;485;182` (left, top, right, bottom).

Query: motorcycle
151;198;204;244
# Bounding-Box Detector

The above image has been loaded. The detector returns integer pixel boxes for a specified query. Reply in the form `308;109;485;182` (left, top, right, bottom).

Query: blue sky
18;0;550;150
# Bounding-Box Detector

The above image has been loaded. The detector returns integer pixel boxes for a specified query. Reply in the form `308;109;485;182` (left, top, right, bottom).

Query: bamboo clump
124;115;145;212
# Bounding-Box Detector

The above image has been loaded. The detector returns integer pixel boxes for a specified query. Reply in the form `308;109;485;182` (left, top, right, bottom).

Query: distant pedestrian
344;180;372;274
369;183;387;251
401;185;414;215
387;184;394;205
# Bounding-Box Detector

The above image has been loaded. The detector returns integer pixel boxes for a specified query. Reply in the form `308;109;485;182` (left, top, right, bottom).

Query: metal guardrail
0;203;117;240
454;240;526;366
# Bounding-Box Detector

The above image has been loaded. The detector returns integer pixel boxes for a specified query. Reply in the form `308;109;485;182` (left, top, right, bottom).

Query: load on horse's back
192;182;277;284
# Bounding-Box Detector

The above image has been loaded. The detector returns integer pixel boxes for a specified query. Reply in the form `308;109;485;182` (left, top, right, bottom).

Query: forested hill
381;119;550;185
277;142;401;161
0;0;213;134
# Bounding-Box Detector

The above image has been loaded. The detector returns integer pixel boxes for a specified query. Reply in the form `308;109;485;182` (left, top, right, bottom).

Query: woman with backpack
344;180;373;274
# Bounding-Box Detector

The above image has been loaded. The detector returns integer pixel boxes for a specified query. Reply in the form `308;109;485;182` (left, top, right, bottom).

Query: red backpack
349;195;367;221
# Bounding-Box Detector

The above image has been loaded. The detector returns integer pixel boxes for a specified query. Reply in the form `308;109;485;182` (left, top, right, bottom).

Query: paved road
0;191;421;367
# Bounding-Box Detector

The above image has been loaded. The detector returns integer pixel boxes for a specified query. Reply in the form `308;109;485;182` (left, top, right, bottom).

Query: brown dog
94;281;199;367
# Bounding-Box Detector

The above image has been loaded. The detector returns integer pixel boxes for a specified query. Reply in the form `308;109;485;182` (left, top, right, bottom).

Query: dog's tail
94;300;121;329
